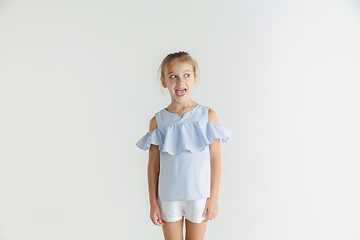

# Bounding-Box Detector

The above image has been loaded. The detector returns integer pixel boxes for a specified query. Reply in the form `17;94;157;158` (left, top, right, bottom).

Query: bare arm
148;116;160;206
202;108;222;222
208;108;221;200
147;117;164;226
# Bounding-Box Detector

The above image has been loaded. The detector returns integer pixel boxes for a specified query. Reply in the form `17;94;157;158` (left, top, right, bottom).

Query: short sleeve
136;128;163;151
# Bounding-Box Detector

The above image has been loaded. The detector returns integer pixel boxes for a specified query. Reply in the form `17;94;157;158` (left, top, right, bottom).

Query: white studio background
0;0;360;240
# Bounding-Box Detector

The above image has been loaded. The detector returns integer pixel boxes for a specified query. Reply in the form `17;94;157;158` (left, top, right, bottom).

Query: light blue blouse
136;104;232;201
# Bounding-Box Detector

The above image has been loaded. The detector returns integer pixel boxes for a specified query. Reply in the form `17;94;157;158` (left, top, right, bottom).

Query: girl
136;51;231;240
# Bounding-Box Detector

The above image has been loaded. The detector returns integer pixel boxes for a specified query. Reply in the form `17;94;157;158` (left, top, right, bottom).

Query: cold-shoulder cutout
208;108;219;125
149;116;157;132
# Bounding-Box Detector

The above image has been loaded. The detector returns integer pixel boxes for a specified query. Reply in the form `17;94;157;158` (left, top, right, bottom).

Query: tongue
176;90;186;96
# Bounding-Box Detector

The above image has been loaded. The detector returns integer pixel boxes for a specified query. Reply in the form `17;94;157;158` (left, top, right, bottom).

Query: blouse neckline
164;103;200;119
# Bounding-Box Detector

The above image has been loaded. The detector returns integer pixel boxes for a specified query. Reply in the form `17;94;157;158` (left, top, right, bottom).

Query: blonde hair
157;51;200;94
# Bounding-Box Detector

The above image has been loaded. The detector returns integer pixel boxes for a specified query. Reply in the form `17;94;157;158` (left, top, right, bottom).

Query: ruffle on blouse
136;121;231;155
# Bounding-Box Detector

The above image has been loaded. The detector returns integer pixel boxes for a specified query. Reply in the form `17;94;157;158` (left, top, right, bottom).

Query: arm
208;108;221;200
202;108;221;222
147;116;164;226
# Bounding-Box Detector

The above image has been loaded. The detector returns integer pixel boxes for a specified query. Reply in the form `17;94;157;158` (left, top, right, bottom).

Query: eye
184;73;190;78
169;75;176;79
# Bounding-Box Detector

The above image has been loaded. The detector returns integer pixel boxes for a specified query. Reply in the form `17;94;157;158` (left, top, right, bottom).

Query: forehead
166;60;193;73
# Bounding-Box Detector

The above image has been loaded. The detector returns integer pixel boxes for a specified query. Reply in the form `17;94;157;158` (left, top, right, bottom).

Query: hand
202;197;219;222
150;203;164;226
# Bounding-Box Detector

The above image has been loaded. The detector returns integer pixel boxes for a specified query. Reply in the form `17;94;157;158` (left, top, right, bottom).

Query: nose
177;76;185;83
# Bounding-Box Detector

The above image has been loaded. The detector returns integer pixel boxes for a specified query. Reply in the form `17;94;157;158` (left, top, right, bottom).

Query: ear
160;77;167;88
194;74;197;85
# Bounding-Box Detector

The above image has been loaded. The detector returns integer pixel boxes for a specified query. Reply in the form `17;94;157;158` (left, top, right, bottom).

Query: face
161;60;197;103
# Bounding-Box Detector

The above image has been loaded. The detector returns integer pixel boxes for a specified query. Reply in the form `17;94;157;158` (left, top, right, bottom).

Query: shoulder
149;116;158;131
208;108;219;125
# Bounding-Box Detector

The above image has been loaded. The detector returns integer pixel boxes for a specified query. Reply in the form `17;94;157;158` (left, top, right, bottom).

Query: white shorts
157;198;208;224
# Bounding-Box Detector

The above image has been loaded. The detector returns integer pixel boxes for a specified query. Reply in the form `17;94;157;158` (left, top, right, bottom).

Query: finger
202;213;211;222
155;213;164;226
151;214;162;226
151;216;157;225
202;206;208;218
155;219;161;226
203;216;210;222
157;214;164;226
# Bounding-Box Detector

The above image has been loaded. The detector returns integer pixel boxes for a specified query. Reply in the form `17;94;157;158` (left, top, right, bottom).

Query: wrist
208;195;218;201
209;191;219;200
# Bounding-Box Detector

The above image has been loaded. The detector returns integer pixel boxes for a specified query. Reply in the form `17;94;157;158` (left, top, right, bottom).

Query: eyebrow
167;70;192;75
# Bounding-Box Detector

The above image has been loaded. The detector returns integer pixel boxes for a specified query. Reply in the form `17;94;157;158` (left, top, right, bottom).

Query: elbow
210;157;221;163
148;160;160;170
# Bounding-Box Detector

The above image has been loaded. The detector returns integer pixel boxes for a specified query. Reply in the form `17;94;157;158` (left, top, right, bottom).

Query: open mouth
175;88;186;97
